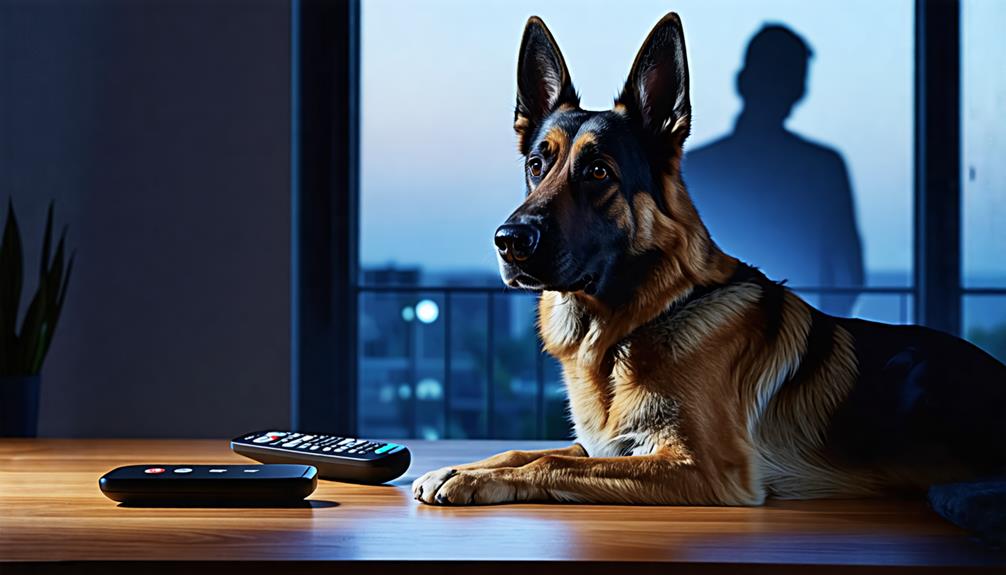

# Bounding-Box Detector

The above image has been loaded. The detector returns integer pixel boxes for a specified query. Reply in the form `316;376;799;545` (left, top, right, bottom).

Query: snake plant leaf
23;226;66;373
28;231;65;373
44;228;66;312
40;202;53;282
0;199;24;373
17;275;49;375
30;323;49;375
1;200;72;375
37;251;74;372
57;252;74;312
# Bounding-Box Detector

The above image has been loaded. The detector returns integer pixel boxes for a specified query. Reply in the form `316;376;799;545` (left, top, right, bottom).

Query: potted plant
1;200;74;437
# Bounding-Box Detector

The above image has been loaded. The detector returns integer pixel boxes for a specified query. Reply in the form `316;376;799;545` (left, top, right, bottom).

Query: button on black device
98;464;317;504
231;430;411;484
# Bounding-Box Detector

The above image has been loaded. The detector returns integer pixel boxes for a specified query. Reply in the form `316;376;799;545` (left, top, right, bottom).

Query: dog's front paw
412;467;459;504
435;469;517;505
412;468;516;505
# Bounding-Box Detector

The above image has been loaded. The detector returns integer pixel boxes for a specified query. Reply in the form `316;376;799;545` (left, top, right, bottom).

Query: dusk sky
962;0;1006;287
360;0;998;285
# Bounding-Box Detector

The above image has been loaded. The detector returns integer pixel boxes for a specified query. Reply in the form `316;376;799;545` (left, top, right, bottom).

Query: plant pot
0;375;41;437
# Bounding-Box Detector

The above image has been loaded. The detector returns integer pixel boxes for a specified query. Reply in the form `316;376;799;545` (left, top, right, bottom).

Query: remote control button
389;445;405;454
144;467;166;474
243;469;259;473
374;443;398;454
209;468;227;473
338;438;355;445
174;468;193;474
282;440;302;448
300;435;315;442
310;445;319;450
322;447;331;452
253;436;274;443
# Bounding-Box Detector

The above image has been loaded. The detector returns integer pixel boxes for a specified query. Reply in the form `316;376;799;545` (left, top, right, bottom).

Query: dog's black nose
495;223;540;263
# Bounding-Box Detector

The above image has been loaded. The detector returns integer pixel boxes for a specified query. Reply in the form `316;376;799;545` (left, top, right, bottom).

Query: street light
415;299;439;324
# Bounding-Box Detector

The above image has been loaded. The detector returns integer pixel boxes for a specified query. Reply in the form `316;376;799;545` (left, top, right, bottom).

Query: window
354;0;917;439
962;0;1006;361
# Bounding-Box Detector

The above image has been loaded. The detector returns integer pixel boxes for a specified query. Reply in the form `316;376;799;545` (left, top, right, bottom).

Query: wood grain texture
0;439;1002;574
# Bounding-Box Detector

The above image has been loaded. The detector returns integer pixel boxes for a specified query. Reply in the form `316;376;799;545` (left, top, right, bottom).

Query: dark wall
0;0;291;437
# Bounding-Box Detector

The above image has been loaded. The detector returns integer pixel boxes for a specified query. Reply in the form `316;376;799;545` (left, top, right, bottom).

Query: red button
144;467;166;474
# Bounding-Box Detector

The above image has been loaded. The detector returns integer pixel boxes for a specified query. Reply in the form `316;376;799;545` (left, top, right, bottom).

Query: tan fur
414;149;879;505
570;131;596;156
542;126;567;160
412;13;881;507
415;257;873;506
520;126;570;214
513;114;530;152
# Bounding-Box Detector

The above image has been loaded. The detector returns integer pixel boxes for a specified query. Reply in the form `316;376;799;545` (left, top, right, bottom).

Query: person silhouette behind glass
685;25;864;316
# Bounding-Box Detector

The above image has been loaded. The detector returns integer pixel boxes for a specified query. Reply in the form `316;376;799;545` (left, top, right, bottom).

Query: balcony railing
357;284;915;440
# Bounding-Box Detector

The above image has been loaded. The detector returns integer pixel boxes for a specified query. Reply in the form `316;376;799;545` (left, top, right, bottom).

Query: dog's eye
527;158;543;178
589;162;609;181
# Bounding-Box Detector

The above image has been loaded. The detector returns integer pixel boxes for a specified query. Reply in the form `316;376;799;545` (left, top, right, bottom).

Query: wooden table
0;439;1002;573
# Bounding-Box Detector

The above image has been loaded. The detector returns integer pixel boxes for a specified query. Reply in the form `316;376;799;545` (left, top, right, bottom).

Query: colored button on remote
374;443;398;454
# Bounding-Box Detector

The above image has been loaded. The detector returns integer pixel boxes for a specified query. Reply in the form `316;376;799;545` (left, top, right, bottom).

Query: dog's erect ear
515;16;578;155
617;13;691;145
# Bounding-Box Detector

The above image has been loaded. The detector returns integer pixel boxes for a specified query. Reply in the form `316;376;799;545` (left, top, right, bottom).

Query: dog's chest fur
539;292;664;457
538;286;764;459
538;282;877;500
565;356;683;458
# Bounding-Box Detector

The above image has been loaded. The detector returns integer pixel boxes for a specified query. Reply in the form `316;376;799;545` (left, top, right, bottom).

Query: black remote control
98;464;317;504
231;430;411;484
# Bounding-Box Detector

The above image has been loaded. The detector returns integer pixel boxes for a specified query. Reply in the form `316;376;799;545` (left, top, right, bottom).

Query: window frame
915;0;962;334
293;0;977;435
291;0;360;433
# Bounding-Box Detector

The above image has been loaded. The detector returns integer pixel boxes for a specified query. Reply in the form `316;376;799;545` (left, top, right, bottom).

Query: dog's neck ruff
653;261;770;324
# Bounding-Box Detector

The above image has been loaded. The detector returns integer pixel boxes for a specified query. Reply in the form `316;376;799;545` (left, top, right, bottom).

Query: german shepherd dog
412;13;1006;515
